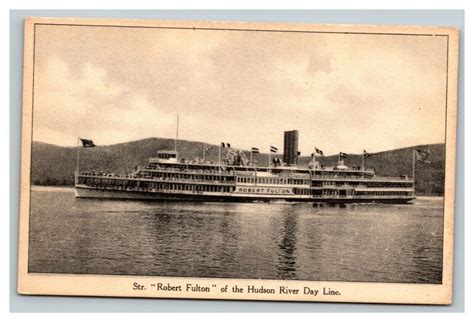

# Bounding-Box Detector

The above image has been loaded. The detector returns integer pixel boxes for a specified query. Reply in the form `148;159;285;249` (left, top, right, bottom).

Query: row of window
355;191;412;196
140;171;234;182
292;189;413;197
311;171;369;177
312;181;412;188
156;183;233;193
78;177;234;193
365;182;413;188
144;165;234;176
236;177;309;185
312;181;361;187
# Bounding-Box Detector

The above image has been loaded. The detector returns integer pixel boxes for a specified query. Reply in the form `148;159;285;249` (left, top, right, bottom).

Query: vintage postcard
18;17;459;304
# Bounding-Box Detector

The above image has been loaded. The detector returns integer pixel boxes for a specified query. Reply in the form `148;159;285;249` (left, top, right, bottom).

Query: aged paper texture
18;17;459;304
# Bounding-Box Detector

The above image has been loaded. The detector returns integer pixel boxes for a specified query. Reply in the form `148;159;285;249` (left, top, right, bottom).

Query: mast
412;149;416;194
76;137;80;174
174;114;179;151
362;151;365;171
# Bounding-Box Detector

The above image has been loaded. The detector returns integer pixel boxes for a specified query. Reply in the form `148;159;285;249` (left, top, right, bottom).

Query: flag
221;142;226;148
79;138;96;148
270;146;278;153
251;147;260;153
227;143;231;148
314;147;324;156
363;150;372;157
339;152;347;158
415;149;431;164
297;151;301;156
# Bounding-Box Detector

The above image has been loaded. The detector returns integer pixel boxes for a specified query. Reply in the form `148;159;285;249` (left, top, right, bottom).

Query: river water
28;186;444;283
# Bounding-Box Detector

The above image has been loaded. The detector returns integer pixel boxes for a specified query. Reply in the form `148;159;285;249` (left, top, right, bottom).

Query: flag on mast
79;138;96;148
415;149;431;164
251;147;260;153
339;152;348;158
270;146;278;153
363;150;372;157
314;147;324;156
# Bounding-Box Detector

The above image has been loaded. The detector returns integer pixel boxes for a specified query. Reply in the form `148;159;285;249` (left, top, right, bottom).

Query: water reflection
277;211;298;279
28;187;444;284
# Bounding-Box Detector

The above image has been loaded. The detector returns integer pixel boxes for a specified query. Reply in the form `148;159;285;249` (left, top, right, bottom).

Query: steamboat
74;130;415;204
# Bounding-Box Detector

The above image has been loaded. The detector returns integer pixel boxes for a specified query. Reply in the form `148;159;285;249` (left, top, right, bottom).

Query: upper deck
143;153;412;184
78;149;413;185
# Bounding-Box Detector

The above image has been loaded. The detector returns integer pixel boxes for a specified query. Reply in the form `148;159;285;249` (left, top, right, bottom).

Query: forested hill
31;138;445;195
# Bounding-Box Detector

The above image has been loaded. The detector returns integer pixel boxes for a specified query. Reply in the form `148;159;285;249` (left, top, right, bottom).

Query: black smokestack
283;130;299;165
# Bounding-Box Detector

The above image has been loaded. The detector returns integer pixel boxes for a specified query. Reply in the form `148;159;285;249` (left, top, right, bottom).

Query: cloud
33;56;176;146
32;25;448;155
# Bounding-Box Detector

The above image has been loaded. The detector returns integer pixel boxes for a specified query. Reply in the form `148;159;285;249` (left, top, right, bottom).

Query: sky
32;23;448;155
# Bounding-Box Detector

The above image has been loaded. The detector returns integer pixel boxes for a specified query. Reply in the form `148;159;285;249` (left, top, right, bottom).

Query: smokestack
283;130;299;165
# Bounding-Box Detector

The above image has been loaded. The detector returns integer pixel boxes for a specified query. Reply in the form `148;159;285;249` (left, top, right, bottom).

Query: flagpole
268;150;271;169
203;145;206;161
175;114;179;155
362;151;365;171
250;151;253;166
218;145;221;166
76;137;80;175
412;149;416;194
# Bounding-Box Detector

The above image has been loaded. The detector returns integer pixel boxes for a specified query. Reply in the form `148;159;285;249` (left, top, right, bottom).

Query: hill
30;139;445;195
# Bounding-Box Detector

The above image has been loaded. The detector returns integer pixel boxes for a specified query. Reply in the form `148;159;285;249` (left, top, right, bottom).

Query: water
28;186;444;283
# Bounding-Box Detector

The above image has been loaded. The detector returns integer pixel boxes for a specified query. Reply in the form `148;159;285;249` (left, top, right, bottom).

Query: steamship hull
75;185;415;204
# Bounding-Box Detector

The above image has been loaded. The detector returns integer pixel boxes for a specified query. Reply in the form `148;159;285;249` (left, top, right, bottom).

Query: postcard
17;17;459;304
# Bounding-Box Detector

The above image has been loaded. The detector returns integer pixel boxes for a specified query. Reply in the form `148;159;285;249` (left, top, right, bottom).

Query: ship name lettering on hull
236;187;292;194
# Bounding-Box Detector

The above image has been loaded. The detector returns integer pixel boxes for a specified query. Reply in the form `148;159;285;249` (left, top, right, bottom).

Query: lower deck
75;184;415;204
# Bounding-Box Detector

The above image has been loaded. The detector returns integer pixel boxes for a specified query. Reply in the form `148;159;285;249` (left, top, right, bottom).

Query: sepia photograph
17;17;459;304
